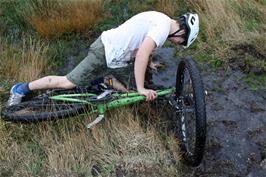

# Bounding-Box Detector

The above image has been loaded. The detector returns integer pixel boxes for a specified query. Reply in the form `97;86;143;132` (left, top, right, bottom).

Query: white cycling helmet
168;12;199;48
181;13;199;48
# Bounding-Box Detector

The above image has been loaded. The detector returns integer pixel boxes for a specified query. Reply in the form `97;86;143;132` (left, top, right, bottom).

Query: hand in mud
148;61;165;71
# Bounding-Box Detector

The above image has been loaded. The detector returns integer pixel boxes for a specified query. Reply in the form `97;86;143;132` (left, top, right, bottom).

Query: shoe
6;83;27;106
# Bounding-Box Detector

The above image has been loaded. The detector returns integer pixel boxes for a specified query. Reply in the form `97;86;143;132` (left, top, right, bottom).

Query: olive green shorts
66;37;135;88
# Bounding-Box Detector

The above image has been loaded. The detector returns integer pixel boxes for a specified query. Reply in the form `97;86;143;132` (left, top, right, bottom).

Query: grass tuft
0;37;48;83
155;0;179;17
17;0;104;38
0;108;181;176
242;73;266;90
184;0;266;73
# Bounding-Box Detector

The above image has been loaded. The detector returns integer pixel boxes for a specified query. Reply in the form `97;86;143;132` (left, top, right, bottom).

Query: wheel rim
178;68;197;157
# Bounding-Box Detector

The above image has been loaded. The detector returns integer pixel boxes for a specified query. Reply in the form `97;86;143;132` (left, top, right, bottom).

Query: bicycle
1;56;206;167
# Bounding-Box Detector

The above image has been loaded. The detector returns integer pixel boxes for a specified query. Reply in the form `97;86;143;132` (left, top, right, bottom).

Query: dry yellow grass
184;0;266;71
129;0;179;17
188;0;266;42
20;0;104;38
186;0;239;43
0;108;181;176
0;37;48;82
155;0;178;17
2;1;265;176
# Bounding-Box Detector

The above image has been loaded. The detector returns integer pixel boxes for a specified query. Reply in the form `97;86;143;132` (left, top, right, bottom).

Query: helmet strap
168;29;183;38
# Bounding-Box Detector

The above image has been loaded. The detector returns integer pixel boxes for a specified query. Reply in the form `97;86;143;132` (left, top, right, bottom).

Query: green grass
24;142;47;176
229;0;265;32
244;19;260;32
242;73;266;91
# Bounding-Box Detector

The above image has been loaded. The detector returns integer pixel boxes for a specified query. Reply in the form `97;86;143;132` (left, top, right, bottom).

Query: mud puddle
186;68;266;177
150;48;266;177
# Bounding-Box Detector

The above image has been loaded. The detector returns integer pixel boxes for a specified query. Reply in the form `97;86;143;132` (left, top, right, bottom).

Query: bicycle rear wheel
171;57;206;166
1;87;90;122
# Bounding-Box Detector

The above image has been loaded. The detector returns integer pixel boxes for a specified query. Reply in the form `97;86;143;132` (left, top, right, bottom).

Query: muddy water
151;48;266;177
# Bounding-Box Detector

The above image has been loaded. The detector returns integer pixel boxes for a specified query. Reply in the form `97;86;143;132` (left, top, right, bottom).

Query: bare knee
60;76;76;89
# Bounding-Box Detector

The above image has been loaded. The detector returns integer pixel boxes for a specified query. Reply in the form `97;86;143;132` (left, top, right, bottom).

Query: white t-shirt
101;11;171;68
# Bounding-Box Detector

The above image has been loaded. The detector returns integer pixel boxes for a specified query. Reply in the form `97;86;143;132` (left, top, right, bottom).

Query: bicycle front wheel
172;57;206;166
1;88;89;122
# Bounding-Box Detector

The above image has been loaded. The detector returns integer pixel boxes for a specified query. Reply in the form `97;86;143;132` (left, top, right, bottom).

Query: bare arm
134;37;157;100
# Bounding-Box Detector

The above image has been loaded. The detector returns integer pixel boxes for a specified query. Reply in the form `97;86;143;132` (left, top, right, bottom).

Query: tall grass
185;0;266;71
190;0;266;41
0;109;181;176
127;0;179;17
18;0;104;38
1;0;266;176
0;37;48;82
155;0;178;17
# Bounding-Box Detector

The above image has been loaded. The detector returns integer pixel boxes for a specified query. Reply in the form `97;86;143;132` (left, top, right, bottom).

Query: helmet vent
190;16;195;25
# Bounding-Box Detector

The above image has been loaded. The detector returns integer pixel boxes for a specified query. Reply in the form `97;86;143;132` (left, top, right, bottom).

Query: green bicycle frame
50;87;175;115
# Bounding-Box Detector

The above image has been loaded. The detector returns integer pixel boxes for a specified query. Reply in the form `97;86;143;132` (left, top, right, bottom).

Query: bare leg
111;77;129;92
29;76;76;91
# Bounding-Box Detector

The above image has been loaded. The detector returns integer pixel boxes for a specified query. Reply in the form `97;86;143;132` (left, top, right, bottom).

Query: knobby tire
175;57;206;167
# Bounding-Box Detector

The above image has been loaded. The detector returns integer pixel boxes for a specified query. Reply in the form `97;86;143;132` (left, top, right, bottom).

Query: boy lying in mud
7;11;199;106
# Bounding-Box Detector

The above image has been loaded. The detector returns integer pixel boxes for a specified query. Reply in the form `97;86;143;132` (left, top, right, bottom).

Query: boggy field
0;0;266;176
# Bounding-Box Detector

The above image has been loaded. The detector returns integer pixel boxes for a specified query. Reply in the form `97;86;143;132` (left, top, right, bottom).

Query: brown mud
151;48;266;177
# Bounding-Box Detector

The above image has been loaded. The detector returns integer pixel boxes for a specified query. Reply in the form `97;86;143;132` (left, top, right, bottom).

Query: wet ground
59;47;266;176
151;48;266;177
187;68;266;177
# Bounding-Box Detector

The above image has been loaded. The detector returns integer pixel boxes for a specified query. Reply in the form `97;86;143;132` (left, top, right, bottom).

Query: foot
7;83;29;106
